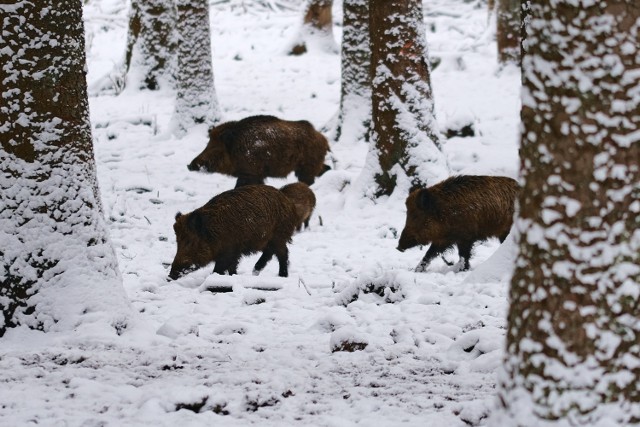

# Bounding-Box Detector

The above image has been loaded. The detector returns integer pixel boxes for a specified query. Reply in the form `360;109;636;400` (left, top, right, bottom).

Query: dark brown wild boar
280;182;316;231
168;185;298;280
188;115;331;188
397;175;519;272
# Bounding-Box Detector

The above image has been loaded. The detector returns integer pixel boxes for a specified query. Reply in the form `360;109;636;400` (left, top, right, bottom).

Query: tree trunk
330;0;371;144
496;1;640;425
289;0;337;55
172;0;221;135
125;0;176;90
0;0;131;336
496;0;520;64
368;0;448;197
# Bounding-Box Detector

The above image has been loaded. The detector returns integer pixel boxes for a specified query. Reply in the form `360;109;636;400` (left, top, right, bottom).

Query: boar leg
253;248;274;275
214;253;241;275
235;174;264;188
226;256;240;275
456;241;474;271
273;243;289;277
415;244;449;272
295;169;315;186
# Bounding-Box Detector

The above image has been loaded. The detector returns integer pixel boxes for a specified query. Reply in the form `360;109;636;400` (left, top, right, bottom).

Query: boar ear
175;212;183;221
416;189;436;212
186;211;207;235
409;183;423;194
219;127;237;152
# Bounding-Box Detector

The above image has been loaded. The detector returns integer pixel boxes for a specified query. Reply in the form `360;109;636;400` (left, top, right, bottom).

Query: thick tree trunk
496;0;520;64
496;1;640;424
172;0;221;135
368;0;448;197
289;0;337;55
125;0;176;90
0;1;130;336
331;0;371;144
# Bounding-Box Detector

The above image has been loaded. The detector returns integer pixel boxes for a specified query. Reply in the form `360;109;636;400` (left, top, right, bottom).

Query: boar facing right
280;182;316;231
397;175;519;272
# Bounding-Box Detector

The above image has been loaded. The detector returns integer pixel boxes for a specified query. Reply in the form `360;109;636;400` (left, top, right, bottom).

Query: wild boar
188;115;331;188
168;185;298;280
397;175;519;272
280;182;316;231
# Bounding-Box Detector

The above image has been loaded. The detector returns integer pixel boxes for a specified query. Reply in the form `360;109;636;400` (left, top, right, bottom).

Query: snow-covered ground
0;0;521;425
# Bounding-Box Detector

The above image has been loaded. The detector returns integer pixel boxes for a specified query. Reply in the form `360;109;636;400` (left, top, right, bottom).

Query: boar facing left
168;185;298;280
397;175;519;272
188;115;331;188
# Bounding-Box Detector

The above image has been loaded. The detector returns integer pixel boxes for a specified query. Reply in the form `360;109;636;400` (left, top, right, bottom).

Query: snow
0;0;523;425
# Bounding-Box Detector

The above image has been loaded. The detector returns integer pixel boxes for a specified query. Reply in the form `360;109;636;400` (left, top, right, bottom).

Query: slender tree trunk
0;0;131;336
289;0;337;55
172;0;221;135
125;0;176;90
368;0;448;197
495;1;640;424
496;0;520;64
331;0;371;144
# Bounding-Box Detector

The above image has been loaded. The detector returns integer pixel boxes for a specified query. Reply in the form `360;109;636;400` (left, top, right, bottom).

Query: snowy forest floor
0;0;521;425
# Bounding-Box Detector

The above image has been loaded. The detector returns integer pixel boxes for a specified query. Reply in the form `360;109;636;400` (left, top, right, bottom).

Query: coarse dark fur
280;182;316;231
397;175;519;272
168;185;298;280
188;115;331;188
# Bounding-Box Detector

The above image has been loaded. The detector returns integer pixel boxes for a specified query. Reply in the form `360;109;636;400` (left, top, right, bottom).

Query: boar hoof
414;264;427;273
252;269;261;276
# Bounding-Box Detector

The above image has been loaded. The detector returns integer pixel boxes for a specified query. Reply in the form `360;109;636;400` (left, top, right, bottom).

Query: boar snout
168;264;197;281
187;160;200;172
397;231;418;252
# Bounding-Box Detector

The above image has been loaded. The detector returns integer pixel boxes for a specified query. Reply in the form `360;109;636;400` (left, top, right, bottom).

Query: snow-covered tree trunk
330;0;371;144
171;0;221;135
289;0;338;55
125;0;176;90
495;1;640;425
0;0;131;336
367;0;448;197
496;0;520;64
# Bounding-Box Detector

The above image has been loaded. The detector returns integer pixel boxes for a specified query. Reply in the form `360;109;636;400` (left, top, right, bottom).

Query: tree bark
496;0;520;64
368;0;448;197
496;1;640;424
0;0;130;336
172;0;221;135
331;0;371;144
125;0;176;90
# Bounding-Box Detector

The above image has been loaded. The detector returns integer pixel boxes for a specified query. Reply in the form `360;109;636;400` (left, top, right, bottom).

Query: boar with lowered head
188;115;331;188
169;185;298;280
280;182;316;231
397;175;519;272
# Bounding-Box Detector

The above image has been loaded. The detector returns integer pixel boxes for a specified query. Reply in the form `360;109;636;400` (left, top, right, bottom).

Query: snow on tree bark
125;0;176;90
171;0;221;135
495;1;640;425
330;0;371;144
289;0;338;55
0;0;131;336
367;0;448;197
496;0;520;64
